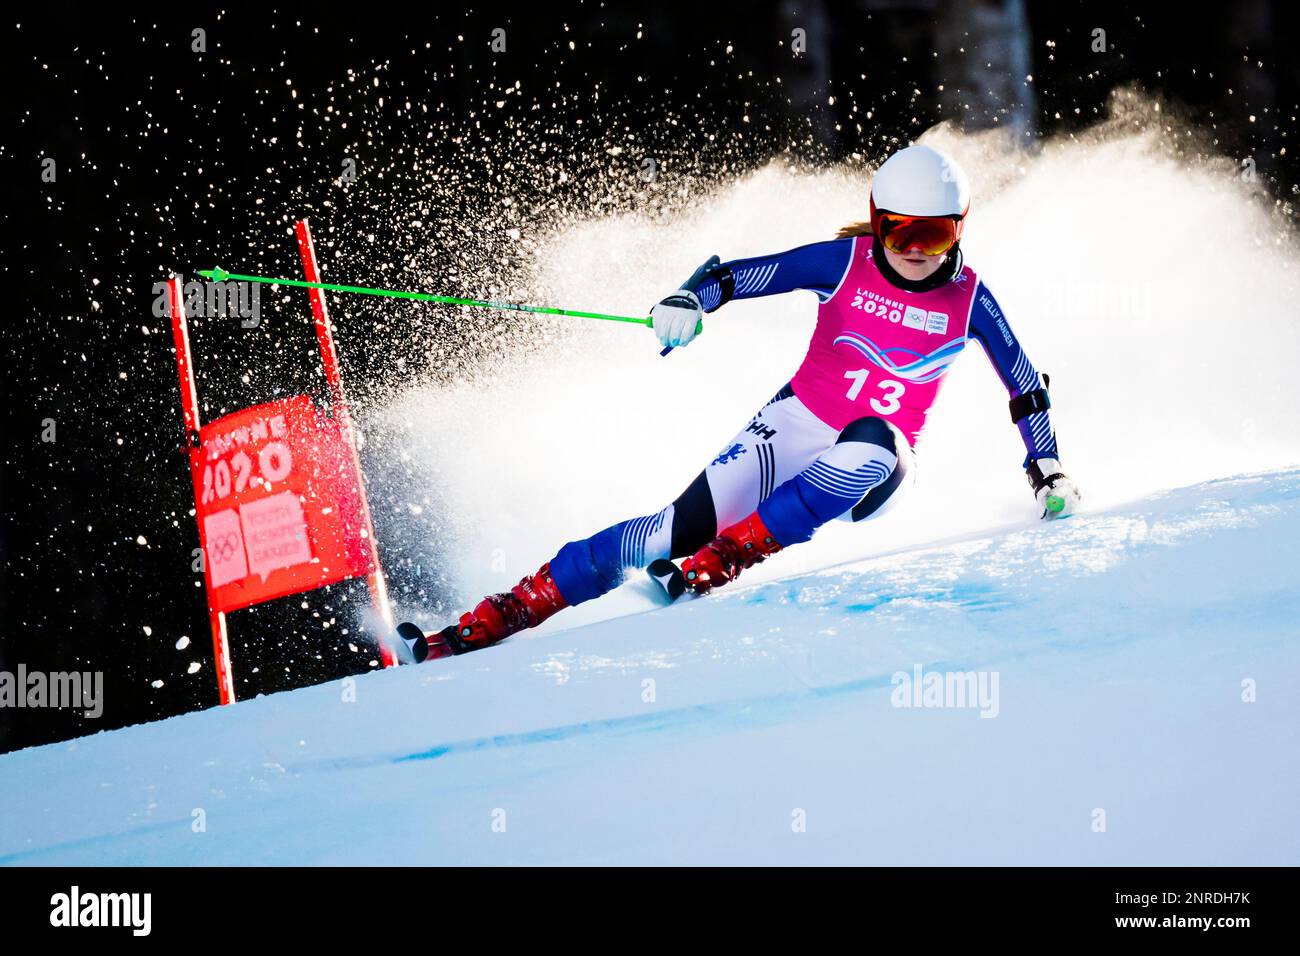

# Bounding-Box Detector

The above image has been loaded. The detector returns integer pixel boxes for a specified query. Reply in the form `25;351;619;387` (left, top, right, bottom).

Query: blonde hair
835;220;873;239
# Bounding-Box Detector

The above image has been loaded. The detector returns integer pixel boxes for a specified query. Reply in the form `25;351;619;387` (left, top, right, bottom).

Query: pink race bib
790;236;979;445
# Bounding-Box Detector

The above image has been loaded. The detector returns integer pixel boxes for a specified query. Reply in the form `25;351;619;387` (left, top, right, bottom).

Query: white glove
1027;457;1081;520
651;290;703;348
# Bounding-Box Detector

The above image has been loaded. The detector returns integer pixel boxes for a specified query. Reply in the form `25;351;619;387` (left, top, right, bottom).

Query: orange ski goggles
873;211;965;256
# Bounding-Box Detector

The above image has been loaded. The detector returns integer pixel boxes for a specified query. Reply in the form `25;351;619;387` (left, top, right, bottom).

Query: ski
393;620;469;663
646;558;688;603
398;563;690;667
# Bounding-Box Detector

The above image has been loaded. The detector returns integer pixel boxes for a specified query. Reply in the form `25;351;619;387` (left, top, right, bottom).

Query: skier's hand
1027;457;1081;520
651;290;703;349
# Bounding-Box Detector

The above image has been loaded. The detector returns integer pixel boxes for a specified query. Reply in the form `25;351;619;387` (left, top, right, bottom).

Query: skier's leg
549;383;833;603
684;382;839;544
833;420;915;524
680;416;910;593
547;504;677;606
758;415;912;544
422;385;831;656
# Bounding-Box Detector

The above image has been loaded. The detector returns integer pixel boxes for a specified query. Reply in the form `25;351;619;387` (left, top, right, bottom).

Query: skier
398;144;1081;662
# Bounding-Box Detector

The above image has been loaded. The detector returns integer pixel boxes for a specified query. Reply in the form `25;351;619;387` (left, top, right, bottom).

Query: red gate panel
191;394;375;614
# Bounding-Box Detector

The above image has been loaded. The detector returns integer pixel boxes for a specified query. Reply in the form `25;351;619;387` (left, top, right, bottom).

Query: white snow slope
3;467;1298;865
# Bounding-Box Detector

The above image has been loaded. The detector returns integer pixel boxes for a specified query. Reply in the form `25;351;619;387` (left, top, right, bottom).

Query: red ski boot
680;511;783;595
400;563;569;662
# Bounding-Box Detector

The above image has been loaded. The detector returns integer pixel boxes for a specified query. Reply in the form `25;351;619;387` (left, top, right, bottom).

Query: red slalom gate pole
294;218;397;667
167;276;237;705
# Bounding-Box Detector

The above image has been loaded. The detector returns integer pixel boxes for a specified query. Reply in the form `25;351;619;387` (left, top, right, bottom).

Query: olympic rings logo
210;532;242;564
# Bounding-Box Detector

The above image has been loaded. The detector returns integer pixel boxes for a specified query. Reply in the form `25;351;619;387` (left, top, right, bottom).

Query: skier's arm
967;281;1081;519
689;238;856;312
650;239;854;349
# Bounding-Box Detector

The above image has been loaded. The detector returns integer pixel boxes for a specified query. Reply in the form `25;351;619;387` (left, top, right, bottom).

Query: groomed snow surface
3;468;1298;865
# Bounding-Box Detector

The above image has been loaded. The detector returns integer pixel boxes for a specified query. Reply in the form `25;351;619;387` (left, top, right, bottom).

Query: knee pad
825;417;908;523
836;415;898;451
819;416;900;486
836;425;913;523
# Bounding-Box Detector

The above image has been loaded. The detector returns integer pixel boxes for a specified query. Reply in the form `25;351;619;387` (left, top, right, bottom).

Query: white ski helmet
869;144;971;223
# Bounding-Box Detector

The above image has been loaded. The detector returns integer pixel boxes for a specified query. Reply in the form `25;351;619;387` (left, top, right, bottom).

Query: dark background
2;1;1296;753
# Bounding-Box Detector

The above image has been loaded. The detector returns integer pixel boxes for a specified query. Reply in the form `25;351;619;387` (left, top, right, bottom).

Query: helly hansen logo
712;443;747;465
745;421;777;440
979;293;1014;346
